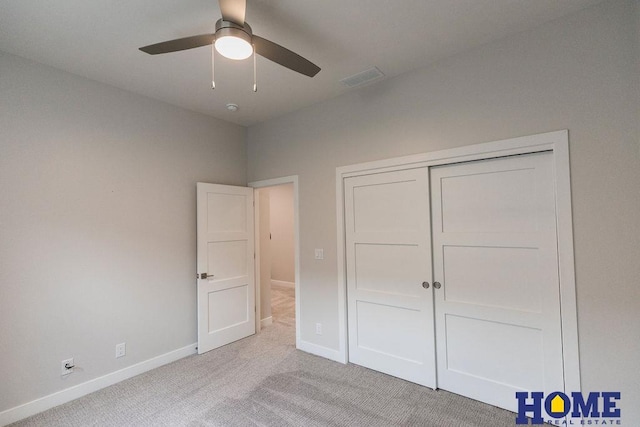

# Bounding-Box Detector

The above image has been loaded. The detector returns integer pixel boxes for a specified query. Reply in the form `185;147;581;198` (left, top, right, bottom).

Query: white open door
197;183;255;354
430;152;564;411
344;168;436;388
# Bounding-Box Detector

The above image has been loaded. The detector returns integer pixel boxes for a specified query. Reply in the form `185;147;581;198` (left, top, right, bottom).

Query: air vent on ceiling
340;67;385;88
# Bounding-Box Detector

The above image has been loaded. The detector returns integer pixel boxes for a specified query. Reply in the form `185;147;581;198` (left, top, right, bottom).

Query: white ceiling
0;0;603;126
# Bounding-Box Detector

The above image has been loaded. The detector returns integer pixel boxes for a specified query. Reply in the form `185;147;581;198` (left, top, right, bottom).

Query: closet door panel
345;168;435;388
431;152;564;412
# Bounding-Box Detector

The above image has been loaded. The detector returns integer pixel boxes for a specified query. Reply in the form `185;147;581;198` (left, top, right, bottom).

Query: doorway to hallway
255;182;296;337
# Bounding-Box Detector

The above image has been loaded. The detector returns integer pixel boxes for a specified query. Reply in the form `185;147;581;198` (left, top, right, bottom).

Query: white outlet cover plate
314;249;324;260
61;358;74;376
115;343;126;358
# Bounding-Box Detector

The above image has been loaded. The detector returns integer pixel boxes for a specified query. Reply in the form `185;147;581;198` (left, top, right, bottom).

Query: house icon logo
550;394;565;414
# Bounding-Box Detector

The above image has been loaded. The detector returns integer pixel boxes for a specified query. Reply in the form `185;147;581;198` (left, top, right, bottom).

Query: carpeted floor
11;287;518;426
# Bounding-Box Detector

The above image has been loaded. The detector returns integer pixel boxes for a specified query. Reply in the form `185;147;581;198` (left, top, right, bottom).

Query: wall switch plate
115;342;126;358
315;323;323;335
314;249;324;260
61;358;74;376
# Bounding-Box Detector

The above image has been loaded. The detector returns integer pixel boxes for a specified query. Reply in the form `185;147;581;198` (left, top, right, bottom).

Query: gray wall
248;0;640;421
0;52;246;411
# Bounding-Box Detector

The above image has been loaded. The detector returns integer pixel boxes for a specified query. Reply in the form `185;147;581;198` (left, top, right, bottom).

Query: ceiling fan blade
253;36;320;77
139;34;215;55
219;0;246;26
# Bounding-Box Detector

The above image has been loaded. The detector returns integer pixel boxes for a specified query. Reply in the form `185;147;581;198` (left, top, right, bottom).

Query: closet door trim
335;130;580;395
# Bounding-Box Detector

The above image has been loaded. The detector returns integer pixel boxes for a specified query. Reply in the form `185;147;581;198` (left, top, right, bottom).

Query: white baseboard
0;343;197;426
271;279;295;289
260;316;273;327
297;339;346;364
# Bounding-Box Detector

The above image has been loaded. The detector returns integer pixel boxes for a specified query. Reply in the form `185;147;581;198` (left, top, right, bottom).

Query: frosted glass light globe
215;35;253;60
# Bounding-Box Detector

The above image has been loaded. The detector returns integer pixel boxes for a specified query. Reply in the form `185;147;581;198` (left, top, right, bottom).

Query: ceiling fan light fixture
139;4;321;79
214;27;253;60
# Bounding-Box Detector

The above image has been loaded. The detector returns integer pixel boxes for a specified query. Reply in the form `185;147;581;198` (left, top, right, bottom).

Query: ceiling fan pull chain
211;43;216;90
253;46;257;92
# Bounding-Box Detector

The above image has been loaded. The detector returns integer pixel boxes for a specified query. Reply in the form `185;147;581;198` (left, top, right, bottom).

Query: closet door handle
422;281;430;289
433;281;442;289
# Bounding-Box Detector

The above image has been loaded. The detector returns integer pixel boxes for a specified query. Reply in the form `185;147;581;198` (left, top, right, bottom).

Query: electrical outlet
61;358;74;376
314;249;324;260
315;323;323;335
115;342;126;358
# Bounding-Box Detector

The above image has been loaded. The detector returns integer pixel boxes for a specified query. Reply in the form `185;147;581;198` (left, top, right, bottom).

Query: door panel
444;315;544;391
442;245;541;311
208;240;248;279
206;192;247;232
356;301;424;362
354;243;423;297
431;152;564;411
345;168;435;387
439;167;539;233
353;180;423;232
197;183;255;354
207;285;249;332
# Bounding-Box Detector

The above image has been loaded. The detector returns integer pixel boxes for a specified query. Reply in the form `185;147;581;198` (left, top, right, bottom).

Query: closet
344;151;565;412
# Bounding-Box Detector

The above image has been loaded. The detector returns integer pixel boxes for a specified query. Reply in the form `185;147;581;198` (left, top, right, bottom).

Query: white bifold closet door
345;152;564;412
430;152;564;411
345;168;436;388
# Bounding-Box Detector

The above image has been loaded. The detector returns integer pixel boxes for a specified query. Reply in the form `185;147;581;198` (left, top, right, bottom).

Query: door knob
433;281;442;289
199;273;214;279
422;281;430;289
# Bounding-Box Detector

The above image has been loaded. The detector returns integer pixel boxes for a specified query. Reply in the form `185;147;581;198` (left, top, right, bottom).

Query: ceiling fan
139;0;321;90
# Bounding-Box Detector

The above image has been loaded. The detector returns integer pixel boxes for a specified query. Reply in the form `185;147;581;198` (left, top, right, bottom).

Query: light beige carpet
11;287;517;426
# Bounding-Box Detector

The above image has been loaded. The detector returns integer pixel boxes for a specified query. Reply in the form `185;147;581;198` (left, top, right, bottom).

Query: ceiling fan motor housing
215;19;252;42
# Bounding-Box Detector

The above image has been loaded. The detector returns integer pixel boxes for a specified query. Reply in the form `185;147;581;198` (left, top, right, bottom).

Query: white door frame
249;176;301;347
335;130;581;393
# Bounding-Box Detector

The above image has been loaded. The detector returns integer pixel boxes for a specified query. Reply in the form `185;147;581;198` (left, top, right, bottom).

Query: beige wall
258;188;272;321
248;0;640;421
0;52;246;412
268;184;295;284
